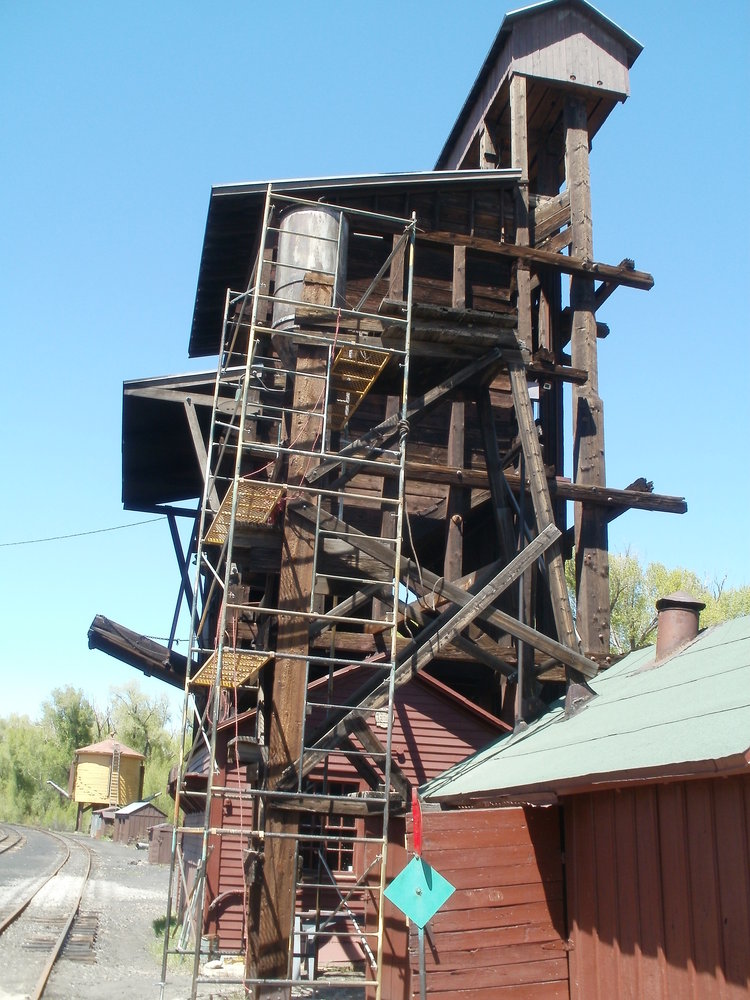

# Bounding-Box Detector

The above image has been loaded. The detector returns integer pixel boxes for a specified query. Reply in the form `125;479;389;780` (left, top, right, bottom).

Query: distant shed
90;805;117;839
148;822;173;864
113;800;166;845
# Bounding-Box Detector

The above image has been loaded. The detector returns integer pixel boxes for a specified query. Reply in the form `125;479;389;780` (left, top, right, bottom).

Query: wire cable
0;517;166;548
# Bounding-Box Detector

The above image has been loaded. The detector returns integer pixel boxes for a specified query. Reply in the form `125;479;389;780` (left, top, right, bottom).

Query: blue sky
2;1;748;721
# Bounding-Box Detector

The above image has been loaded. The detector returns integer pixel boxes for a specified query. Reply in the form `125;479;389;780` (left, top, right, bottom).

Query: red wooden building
417;607;750;999
174;668;507;963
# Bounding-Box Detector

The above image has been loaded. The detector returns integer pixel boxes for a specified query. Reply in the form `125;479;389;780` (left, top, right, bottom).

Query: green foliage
567;550;750;655
0;681;179;828
0;685;97;827
42;686;95;758
109;682;179;799
0;714;77;828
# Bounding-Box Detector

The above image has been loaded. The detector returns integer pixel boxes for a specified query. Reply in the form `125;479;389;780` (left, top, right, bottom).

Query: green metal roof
421;616;750;804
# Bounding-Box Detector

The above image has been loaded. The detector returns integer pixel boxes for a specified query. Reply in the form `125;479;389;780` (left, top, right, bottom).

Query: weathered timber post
444;245;468;582
249;345;325;997
510;73;541;718
565;96;610;656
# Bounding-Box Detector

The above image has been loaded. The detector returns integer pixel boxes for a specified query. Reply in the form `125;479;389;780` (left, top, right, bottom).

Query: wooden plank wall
409;806;569;999
205;752;255;952
565;776;750;1000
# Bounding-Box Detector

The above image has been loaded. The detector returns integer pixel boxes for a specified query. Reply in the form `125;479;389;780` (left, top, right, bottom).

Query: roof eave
424;751;750;806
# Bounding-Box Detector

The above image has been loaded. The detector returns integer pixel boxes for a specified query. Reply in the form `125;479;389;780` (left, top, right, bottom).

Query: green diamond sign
384;856;455;928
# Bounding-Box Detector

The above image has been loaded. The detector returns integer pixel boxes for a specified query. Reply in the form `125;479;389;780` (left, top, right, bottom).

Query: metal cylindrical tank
271;205;348;333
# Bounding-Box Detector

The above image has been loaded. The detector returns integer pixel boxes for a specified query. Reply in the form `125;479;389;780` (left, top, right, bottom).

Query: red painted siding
408;806;569;999
206;672;505;955
566;776;750;1000
205;752;257;952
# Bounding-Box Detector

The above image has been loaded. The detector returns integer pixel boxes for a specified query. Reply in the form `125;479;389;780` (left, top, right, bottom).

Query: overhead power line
0;517;166;548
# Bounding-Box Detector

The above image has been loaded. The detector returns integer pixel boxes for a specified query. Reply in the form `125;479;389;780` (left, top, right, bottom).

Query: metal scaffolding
160;186;417;999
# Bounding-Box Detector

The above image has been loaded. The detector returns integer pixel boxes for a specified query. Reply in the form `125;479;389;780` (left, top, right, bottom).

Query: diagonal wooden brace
305;348;504;486
280;523;563;788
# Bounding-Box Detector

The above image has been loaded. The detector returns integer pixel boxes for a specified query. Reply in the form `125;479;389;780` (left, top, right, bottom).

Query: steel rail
0;826;24;856
31;834;93;1000
0;827;71;934
0;827;94;999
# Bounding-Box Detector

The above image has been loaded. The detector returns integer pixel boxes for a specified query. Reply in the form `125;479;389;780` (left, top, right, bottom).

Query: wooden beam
374;578;517;676
530;190;571;245
286;526;565;785
479;117;497;168
252;345;325;985
345;716;411;799
87;615;188;688
309;585;383;638
416;231;654;290
452;246;467;310
527;359;588;384
183;398;219;512
538;228;573;254
387;232;406;301
328;455;685;514
290;507;598;680
306;348;504;485
476;389;517;569
566;95;610;658
380;300;515;325
338;735;388;792
445;246;469;581
373;396;400;622
265;790;403;817
508;363;578;653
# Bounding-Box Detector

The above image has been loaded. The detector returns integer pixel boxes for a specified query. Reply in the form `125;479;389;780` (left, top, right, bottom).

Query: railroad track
0;824;24;854
0;825;95;998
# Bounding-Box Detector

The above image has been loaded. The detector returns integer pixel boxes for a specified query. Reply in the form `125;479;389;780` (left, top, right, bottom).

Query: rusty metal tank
271;205;348;334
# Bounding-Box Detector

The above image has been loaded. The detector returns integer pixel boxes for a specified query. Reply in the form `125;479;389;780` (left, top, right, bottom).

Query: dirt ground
0;832;364;1000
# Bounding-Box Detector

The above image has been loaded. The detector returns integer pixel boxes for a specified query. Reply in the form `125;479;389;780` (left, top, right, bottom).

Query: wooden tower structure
88;3;687;998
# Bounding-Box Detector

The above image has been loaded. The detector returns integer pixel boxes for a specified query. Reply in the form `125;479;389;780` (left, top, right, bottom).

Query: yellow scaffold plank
328;347;389;430
190;649;272;689
204;482;285;544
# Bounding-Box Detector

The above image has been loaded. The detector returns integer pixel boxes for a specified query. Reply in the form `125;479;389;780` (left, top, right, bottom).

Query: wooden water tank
72;737;144;808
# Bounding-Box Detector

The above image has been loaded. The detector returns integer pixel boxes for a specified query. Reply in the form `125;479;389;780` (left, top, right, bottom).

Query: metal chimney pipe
654;590;705;661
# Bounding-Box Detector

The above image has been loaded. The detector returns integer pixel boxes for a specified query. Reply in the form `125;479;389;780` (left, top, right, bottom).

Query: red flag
412;787;423;857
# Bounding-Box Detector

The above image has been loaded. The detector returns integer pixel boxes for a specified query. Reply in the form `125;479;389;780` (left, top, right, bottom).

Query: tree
41;686;95;760
608;553;750;655
567;551;750;656
0;713;77;828
0;682;179;827
108;682;178;799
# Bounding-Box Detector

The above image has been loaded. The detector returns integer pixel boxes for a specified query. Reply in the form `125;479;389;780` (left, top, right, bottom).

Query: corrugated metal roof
422;615;750;803
116;799;166;817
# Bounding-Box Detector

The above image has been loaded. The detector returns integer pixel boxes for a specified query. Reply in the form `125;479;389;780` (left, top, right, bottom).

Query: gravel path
0;830;365;1000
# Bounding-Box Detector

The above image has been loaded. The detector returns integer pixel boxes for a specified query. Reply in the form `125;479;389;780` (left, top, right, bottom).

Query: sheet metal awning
189;168;521;359
121;369;221;510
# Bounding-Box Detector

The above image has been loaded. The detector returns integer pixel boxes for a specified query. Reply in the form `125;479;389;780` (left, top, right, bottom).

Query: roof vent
654;590;705;661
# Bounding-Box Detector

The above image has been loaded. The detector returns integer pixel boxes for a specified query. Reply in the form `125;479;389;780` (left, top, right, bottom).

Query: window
299;781;358;875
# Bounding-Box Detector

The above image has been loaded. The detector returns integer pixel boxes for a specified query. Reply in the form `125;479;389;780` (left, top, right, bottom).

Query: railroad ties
0;825;94;998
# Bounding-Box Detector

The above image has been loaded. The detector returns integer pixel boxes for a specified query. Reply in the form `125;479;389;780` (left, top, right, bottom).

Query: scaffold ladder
160;186;416;1000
